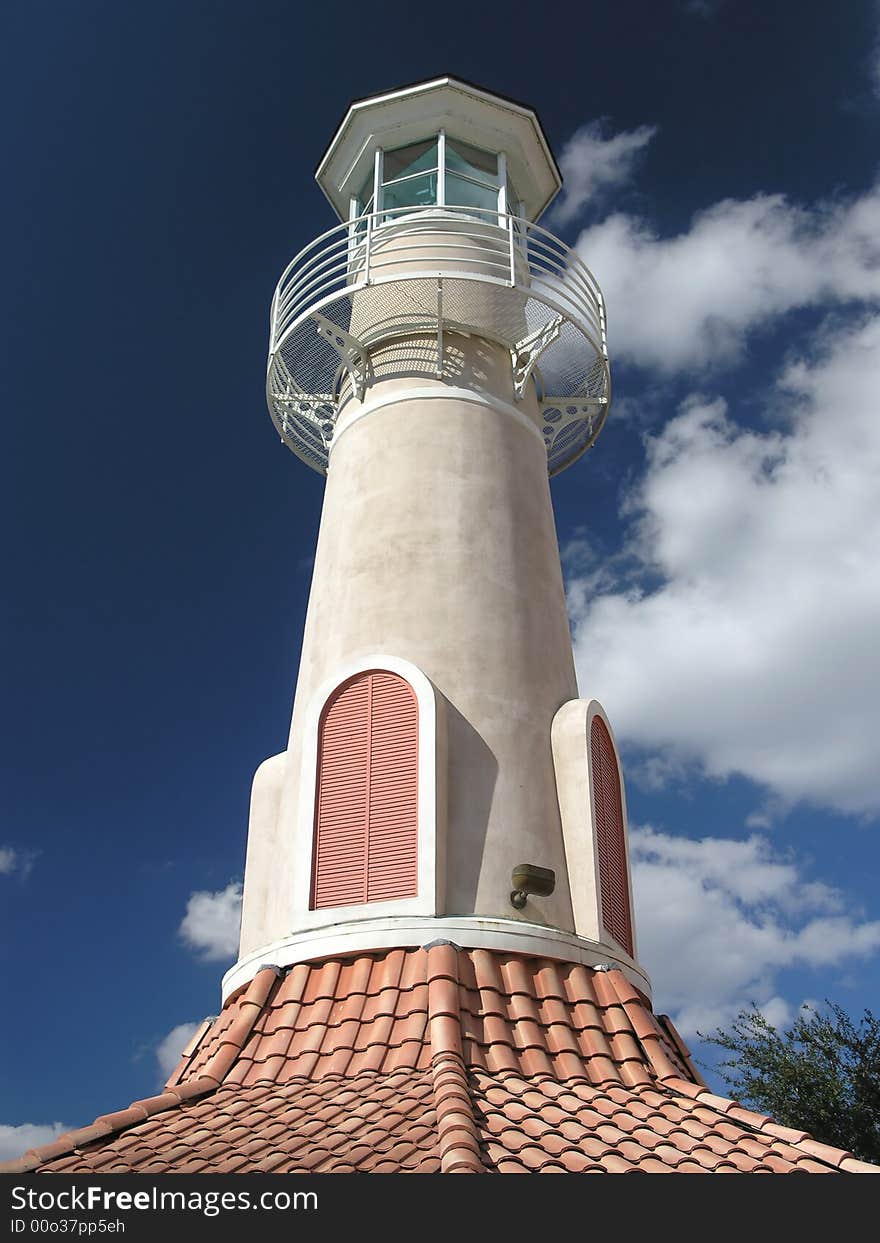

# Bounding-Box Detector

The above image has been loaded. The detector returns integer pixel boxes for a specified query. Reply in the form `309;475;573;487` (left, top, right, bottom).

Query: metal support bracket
539;396;607;452
272;389;338;448
511;316;564;401
312;313;370;402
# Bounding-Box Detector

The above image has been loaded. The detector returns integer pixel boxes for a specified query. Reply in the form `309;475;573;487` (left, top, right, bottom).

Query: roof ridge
0;1079;215;1175
596;967;690;1086
654;1012;707;1086
426;942;485;1173
164;1016;215;1089
0;967;281;1175
653;1076;873;1172
193;966;279;1087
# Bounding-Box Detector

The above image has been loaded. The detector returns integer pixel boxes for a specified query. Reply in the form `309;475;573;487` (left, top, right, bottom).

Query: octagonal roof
4;945;875;1175
315;76;563;222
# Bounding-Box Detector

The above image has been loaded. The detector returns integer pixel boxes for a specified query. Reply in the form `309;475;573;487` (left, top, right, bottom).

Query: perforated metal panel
590;717;633;957
311;671;419;910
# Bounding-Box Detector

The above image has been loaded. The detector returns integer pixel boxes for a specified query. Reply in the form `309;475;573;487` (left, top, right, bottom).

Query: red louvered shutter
311;674;370;910
590;716;633;957
365;671;419;902
311;671;419;910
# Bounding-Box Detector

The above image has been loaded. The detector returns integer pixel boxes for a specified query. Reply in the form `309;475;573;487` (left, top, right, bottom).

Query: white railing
269;205;607;363
266;205;611;475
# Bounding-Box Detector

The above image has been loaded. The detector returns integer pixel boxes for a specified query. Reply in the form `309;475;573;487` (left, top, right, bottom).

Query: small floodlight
510;864;556;909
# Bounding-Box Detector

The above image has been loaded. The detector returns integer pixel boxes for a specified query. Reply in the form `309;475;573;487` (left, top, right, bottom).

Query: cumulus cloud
0;1122;69;1163
632;826;880;1035
178;881;242;961
575;184;880;370
570;313;880;817
155;1021;203;1083
552;121;656;225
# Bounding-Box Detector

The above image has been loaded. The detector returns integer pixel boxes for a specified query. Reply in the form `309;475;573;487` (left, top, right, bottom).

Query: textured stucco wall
239;329;580;957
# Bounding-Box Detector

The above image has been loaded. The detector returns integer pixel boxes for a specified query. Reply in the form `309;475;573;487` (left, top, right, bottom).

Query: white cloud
575;184;880;371
0;847;34;878
633;829;840;913
178;881;242;961
570;314;880;818
155;1022;202;1084
632;826;880;1036
552;121;656;225
756;996;792;1030
0;1122;69;1163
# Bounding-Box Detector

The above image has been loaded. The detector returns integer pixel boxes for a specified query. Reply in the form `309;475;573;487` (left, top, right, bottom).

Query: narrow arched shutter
311;671;419;910
590;716;633;957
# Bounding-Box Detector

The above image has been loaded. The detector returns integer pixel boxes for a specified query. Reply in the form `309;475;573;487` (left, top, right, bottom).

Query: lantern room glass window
353;134;522;223
381;138;440;213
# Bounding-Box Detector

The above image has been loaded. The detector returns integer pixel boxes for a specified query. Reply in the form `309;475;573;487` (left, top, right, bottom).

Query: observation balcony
266;206;611;476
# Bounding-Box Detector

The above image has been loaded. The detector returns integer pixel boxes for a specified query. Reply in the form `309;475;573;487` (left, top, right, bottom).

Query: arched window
310;670;419;910
590;716;633;957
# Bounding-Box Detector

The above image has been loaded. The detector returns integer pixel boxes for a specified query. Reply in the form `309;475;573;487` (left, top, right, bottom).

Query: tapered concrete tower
229;76;647;1002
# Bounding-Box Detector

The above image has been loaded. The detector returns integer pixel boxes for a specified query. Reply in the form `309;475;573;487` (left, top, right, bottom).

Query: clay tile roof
3;946;877;1175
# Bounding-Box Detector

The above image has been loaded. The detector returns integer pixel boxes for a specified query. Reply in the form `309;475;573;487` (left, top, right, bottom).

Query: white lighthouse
227;76;646;1002
13;75;877;1179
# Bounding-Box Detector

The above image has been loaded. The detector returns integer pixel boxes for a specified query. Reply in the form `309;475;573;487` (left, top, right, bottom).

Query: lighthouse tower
12;78;870;1177
229;76;646;1001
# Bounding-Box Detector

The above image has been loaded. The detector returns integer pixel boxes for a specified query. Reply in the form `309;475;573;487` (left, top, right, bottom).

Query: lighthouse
9;78;873;1176
230;74;644;1000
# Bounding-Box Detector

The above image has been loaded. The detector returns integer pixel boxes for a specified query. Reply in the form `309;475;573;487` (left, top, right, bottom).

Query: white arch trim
289;653;447;930
551;698;638;962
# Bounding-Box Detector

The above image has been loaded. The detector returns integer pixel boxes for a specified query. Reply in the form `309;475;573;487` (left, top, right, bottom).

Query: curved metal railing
266;205;610;475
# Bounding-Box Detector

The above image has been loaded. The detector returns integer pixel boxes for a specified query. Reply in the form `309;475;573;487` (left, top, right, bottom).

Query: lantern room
268;78;611;478
315;76;563;224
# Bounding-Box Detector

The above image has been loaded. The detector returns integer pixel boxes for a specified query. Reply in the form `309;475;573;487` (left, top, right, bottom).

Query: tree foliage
702;1002;880;1164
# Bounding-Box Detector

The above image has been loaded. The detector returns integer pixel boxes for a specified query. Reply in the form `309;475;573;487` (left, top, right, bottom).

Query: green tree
702;1003;880;1164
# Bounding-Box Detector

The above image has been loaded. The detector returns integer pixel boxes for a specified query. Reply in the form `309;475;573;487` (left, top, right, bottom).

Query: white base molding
222;915;652;1003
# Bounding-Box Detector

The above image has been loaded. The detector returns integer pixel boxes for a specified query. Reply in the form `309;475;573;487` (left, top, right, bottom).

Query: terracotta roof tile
4;946;876;1175
762;1120;809;1144
655;1012;706;1085
662;1075;703;1100
618;1060;653;1089
724;1102;773;1128
796;1138;851;1166
841;1156;880;1173
676;1158;714;1173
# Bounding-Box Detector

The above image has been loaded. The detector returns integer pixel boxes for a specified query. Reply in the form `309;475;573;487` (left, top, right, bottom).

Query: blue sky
3;0;880;1157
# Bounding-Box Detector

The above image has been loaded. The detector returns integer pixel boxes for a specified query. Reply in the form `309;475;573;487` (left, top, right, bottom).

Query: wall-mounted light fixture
510;864;556;909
